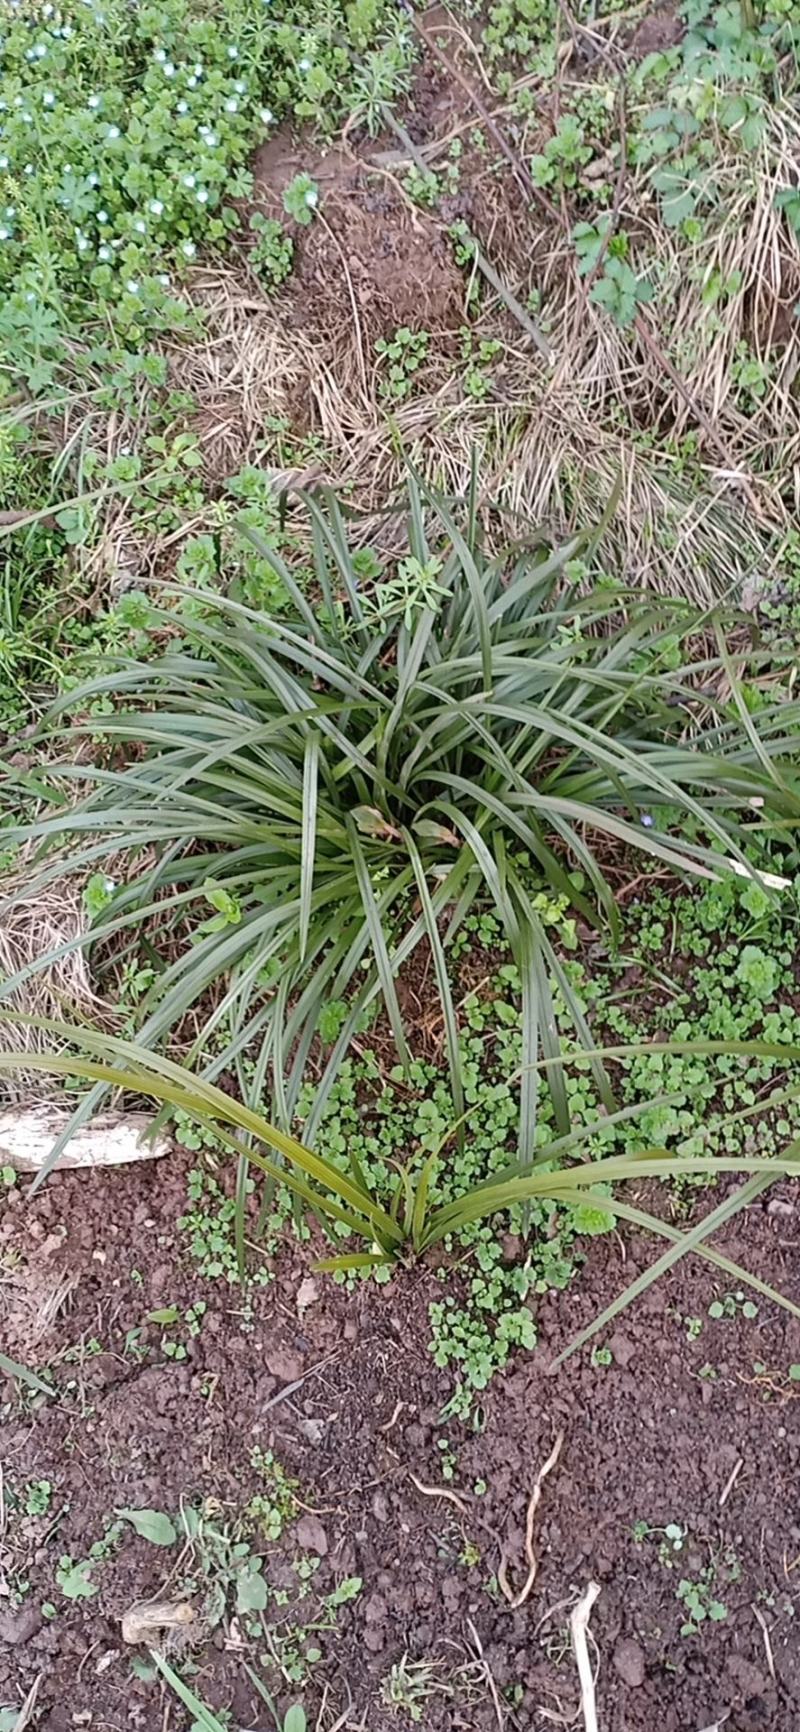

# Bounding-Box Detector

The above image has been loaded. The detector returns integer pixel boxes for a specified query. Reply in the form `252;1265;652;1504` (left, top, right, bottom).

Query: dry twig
570;1582;601;1732
498;1430;565;1607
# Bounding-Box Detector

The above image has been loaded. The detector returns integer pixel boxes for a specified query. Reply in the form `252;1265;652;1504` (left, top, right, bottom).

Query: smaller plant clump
375;326;431;400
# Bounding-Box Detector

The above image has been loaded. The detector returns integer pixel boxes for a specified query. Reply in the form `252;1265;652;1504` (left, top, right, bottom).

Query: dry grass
30;69;796;610
159;265;771;604
147;88;800;606
0;858;112;1102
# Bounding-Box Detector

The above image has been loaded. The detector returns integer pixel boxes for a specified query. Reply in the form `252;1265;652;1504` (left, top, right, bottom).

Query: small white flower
102;877;116;894
149;198;164;215
182;172;195;188
35;41;48;56
181;238;195;257
97;209;108;222
88;94;101;108
196;186;208;204
13;95;23;107
154;46;165;61
87;173;98;186
298;56;311;72
224;97;238;113
163;61;175;76
21;112;32;124
0;227;9;241
227;44;238;57
187;76;197;87
260;107;273;125
305;188;318;208
0;157;8;169
77;234;89;251
43;3;53;15
177;99;188;113
234;79;245;93
133;218;146;233
23;164;34;176
98;244;111;259
43;91;55;106
206;131;218;146
107;124;120;139
126;279;139;293
193;62;203;75
158;273;170;286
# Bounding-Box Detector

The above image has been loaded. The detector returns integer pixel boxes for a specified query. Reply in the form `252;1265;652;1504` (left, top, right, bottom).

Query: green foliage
10;473;800;1183
180;1164;252;1280
677;1547;741;1635
249;214;294;289
575;219;652;326
56;1556;98;1601
249;1446;298;1540
283;173;320;226
0;0;407;355
591;257;654;328
5;1011;800;1395
460;327;503;399
381;1657;441;1722
531;116;592;189
375;326;430;400
482;0;557;80
115;1507;178;1545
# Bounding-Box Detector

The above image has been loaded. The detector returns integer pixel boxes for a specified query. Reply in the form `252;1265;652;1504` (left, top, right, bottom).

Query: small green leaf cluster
0;0;409;344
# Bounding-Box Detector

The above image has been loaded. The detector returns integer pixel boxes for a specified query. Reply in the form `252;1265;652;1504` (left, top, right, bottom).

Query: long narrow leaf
404;829;464;1136
299;734;319;963
548;1173;781;1367
346;818;410;1068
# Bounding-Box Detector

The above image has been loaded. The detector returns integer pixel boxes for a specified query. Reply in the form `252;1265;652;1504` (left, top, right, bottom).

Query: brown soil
627;2;685;59
251;127;463;342
2;1155;800;1732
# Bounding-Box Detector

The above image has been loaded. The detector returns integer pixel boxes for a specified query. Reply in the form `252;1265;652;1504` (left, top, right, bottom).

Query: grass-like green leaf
6;473;799;1171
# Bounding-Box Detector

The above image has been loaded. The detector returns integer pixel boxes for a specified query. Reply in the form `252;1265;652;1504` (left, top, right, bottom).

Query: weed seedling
381;1656;445;1721
708;1292;759;1322
375;327;430;401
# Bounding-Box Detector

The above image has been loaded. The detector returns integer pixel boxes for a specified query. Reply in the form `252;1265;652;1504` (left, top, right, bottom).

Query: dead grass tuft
0;859;112;1103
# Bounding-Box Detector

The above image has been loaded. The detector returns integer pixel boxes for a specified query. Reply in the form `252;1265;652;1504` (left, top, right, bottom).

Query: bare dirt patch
2;1155;800;1731
252;127;463;342
627;1;685;59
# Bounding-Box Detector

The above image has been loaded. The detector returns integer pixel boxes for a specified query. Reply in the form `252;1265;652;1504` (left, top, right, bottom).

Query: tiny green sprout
283;172;319;226
83;872;116;918
437;1438;457;1482
249;213;294;289
56;1556;97;1601
591;1344;614;1367
24;1480;52;1517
